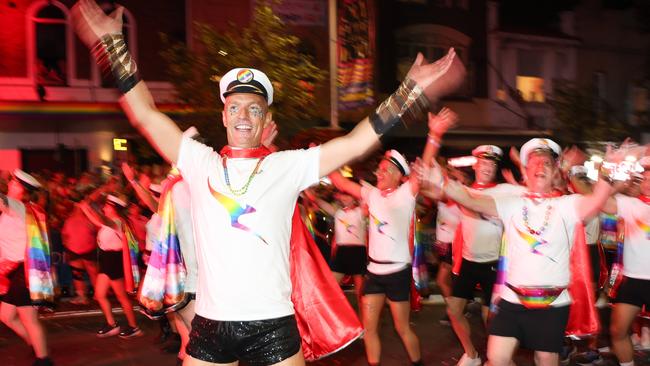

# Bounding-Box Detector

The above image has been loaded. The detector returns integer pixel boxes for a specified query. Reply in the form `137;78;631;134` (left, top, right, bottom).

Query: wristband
427;134;441;148
92;33;141;94
369;77;429;136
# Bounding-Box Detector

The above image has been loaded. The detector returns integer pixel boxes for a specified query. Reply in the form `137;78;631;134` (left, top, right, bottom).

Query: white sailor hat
569;165;588;177
106;194;127;208
13;169;42;189
219;68;274;105
385;149;410;176
471;145;503;161
520;138;562;167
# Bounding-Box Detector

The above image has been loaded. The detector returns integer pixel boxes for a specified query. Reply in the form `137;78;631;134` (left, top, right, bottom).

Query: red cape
290;206;363;360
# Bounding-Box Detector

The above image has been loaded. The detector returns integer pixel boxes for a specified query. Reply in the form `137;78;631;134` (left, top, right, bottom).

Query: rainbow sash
122;224;140;294
411;215;428;292
25;203;55;305
139;175;186;312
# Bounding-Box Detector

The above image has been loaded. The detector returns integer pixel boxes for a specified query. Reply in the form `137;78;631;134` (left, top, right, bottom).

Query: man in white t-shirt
419;138;619;366
72;1;465;364
602;159;650;366
445;145;526;366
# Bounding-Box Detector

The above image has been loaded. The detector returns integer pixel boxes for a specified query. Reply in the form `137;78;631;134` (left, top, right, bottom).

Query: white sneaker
457;353;482;366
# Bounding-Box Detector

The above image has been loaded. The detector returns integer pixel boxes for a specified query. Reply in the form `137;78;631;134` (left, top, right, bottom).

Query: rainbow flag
122;225;140;294
412;216;428;292
25;203;55;305
139;175;186;311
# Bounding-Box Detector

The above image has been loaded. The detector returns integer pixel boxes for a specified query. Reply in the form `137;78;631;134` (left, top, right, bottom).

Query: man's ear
264;111;273;127
222;109;228;128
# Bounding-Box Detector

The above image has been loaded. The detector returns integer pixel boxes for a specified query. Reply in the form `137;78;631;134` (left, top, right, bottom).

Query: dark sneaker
32;357;54;366
439;313;451;326
560;345;577;365
97;323;120;338
119;326;143;339
574;349;603;365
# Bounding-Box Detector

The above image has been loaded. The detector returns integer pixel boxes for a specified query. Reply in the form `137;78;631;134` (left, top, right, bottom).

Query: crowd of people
1;1;650;366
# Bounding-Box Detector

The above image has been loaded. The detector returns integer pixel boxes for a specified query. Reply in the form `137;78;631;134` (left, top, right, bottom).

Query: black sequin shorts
187;313;301;365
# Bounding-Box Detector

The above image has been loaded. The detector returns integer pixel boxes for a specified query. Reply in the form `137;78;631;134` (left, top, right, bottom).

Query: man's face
472;157;497;184
375;159;403;190
525;151;557;192
222;93;270;148
7;179;24;200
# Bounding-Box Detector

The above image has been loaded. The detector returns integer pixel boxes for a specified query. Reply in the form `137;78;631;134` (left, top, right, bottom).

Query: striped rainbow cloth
139;175;186;311
122;225;140;294
25;203;55;305
412;215;429;292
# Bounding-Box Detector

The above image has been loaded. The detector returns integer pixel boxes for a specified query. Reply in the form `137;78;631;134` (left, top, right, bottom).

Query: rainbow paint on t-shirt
370;213;394;241
634;218;650;239
515;225;556;262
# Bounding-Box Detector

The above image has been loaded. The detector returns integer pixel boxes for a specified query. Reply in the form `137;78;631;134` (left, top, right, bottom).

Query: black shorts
451;259;497;304
2;263;32;307
434;241;452;265
588;244;601;287
98;249;124;280
363;266;411;302
187;314;301;365
65;248;96;262
331;245;367;275
489;300;570;353
613;276;650;308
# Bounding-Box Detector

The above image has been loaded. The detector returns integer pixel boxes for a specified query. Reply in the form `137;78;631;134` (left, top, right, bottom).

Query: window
33;4;68;86
516;49;544;102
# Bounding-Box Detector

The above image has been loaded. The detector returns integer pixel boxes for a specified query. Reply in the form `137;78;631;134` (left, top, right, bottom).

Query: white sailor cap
569;165;588;177
219;68;274;105
13;169;42;189
106;194;127;208
385;149;410;176
520;138;562;167
471;145;503;161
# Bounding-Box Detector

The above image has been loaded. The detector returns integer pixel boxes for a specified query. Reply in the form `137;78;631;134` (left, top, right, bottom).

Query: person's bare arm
72;0;182;163
328;171;362;200
422;108;457;166
303;189;337;216
122;163;158;212
319;50;465;177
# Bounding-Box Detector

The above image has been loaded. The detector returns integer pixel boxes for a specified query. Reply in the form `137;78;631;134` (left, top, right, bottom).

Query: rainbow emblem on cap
237;69;254;83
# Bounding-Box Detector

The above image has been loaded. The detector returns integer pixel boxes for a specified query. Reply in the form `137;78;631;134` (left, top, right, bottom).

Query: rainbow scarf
121;223;140;294
411;214;428;292
25;203;55;305
139;175;186;311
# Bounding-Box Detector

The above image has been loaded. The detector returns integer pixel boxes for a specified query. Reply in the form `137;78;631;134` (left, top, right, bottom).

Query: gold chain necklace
222;156;264;196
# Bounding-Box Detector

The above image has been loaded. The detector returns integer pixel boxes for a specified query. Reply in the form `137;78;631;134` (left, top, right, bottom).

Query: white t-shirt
171;180;199;292
436;201;460;244
97;224;124;251
495;194;581;306
615;195;650;280
177;137;320;321
0;197;26;262
334;207;366;246
460;184;526;262
361;181;416;275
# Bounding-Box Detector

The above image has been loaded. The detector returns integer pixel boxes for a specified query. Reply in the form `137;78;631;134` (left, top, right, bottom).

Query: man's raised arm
319;50;465;177
72;0;182;163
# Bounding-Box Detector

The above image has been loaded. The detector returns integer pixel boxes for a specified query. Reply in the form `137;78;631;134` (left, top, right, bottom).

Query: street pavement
1;294;650;366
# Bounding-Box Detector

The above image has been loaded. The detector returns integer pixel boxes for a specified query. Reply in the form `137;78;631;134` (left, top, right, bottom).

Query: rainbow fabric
506;283;565;309
25;203;55;305
411;215;428;292
122;225;140;294
139;175;187;311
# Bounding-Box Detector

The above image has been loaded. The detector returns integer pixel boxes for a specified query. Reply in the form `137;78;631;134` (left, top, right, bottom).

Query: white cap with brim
13;169;41;189
219;68;274;105
385;149;410;176
569;165;588;177
520;138;562;167
472;145;503;160
106;195;127;208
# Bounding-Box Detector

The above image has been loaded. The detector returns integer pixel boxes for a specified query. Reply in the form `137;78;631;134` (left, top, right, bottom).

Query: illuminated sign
113;138;128;151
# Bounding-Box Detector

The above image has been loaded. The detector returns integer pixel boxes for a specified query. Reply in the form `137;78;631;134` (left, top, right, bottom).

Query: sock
620;361;634;366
